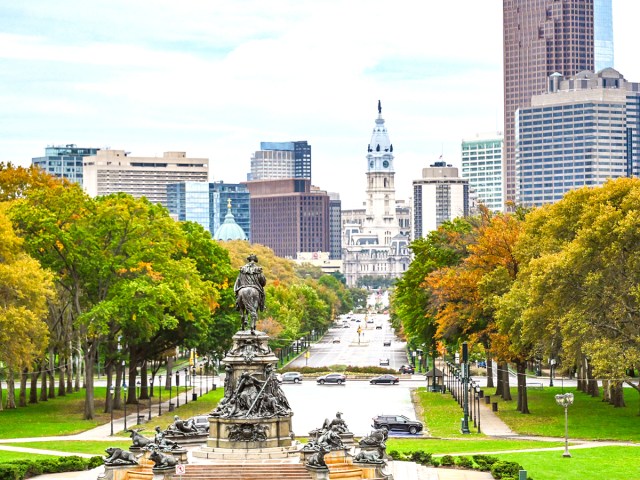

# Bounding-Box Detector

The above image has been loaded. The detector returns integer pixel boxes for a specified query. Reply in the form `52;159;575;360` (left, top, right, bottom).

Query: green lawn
0;451;60;463
495;446;640;480
2;440;131;455
416;388;483;438
489;387;640;441
386;437;565;455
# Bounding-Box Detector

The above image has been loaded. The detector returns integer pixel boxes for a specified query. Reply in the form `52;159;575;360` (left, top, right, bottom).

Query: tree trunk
165;356;174;390
39;363;48;401
494;360;504;397
486;356;495;388
516;361;530;414
610;382;626;408
58;360;66;397
501;362;512;401
586;361;599;398
29;370;39;404
0;379;3;411
105;363;113;414
83;346;96;420
140;360;149;400
75;338;82;391
602;379;611;403
6;369;16;409
47;350;56;399
19;369;27;407
66;356;73;393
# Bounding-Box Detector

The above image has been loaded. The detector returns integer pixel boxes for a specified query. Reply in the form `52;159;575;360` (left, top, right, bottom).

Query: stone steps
169;463;311;479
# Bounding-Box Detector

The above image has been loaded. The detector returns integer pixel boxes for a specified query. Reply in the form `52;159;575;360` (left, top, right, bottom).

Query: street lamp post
184;368;189;405
168;374;173;412
175;371;180;408
123;381;128;431
148;379;153;421
461;342;470;434
550;359;556;387
475;385;481;433
555;393;574;458
191;367;197;401
158;375;162;416
109;385;115;436
136;381;141;424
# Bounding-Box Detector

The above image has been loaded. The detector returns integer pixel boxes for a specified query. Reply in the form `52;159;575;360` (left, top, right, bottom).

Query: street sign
175;464;186;475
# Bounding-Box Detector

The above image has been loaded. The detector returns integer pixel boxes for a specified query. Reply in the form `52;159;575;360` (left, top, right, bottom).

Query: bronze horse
236;285;261;332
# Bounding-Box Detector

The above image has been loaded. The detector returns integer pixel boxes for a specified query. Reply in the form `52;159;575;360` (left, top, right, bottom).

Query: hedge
0;456;103;480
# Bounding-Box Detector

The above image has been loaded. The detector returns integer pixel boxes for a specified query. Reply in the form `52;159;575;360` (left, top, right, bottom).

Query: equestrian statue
234;254;267;333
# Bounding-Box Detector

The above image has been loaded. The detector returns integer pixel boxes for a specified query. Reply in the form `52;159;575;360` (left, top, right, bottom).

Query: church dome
214;200;247;241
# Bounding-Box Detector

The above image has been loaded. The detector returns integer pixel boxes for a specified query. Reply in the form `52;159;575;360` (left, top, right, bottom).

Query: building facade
413;161;469;239
342;102;411;287
210;182;251;241
461;134;504;212
328;192;342;260
249;141;311;182
83;150;208;206
244;179;329;258
166;181;211;231
503;0;596;207
516;68;640;206
32;144;100;186
594;0;614;72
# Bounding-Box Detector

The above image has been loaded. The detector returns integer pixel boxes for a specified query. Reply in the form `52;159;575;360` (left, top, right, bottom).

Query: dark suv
399;365;415;374
372;414;423;434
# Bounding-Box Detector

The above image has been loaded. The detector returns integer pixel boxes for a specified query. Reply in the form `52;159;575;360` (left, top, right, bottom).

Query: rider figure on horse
234;254;267;332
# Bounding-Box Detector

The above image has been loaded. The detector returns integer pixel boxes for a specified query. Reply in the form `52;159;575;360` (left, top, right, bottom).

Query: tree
0;204;54;409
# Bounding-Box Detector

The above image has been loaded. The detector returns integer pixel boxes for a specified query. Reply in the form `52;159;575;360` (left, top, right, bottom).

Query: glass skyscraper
32;144;100;186
594;0;614;71
461;134;504;212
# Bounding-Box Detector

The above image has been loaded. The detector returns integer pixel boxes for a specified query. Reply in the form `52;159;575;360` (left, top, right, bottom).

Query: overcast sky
1;1;639;208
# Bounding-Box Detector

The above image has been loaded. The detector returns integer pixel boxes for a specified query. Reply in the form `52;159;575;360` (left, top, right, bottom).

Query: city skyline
1;1;639;209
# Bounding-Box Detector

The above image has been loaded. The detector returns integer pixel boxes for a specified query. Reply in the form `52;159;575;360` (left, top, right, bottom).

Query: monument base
206;414;293;449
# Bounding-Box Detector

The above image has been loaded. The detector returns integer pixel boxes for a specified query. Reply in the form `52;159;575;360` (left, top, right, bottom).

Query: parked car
366;319;374;324
372;414;423;435
280;372;303;383
343;323;350;328
332;338;341;344
379;358;390;366
316;373;346;385
383;339;392;347
191;415;210;433
375;323;383;329
399;365;415;374
370;374;399;385
477;360;487;368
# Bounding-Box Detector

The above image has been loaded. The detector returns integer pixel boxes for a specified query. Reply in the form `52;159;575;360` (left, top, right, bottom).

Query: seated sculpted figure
152;426;179;450
169;415;198;434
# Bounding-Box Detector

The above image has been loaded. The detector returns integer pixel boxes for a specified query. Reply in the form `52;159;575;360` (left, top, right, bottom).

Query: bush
491;460;523;479
409;451;433;465
0;456;99;480
430;458;440;467
455;456;473;469
472;454;499;471
440;455;455;467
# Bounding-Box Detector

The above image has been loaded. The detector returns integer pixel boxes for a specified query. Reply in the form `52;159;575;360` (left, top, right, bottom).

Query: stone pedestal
207;414;293;449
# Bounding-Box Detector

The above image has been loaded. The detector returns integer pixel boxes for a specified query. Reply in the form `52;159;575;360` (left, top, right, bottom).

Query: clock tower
364;100;399;245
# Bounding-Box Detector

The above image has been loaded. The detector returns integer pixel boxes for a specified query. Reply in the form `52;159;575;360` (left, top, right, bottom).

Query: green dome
214;202;247;241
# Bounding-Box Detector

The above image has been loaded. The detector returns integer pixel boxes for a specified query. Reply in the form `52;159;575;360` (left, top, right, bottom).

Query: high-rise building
83;150;208;206
210;182;251;241
342;101;410;287
516;68;640;207
503;0;595;207
244;178;329;258
249;141;311;182
32;144;100;186
413;161;469;239
213;200;248;242
594;0;614;71
461;134;504;212
166;182;211;231
328;192;342;260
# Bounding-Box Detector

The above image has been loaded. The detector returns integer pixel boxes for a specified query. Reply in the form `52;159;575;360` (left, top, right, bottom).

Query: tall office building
166;182;211;231
32;144;100;186
516;68;640;207
83;150;208;206
244;179;329;258
249;141;311;182
342;102;410;287
210;182;251;241
328;192;342;260
413;161;469;239
503;0;595;207
461;133;504;212
594;0;614;71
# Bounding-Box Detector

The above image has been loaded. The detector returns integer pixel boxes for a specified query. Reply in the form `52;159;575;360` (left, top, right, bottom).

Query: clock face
369;161;374;168
383;160;389;168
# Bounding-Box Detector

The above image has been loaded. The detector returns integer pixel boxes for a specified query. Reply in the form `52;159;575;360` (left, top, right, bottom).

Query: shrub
430;458;440;467
0;456;99;480
387;450;402;460
455;456;473;469
87;456;104;469
440;455;455;467
491;460;523;479
409;451;433;465
472;454;499;471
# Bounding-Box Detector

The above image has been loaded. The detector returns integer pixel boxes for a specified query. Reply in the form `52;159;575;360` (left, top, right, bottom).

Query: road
289;313;408;370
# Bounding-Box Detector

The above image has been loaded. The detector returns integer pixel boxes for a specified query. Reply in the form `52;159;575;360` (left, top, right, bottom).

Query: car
379;358;390;366
372;414;423;435
332;338;341;344
343;323;350;328
375;323;383;329
366;319;374;324
383;340;392;347
477;360;487;368
399;365;415;374
370;374;399;385
191;415;210;433
280;372;303;383
316;373;346;385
